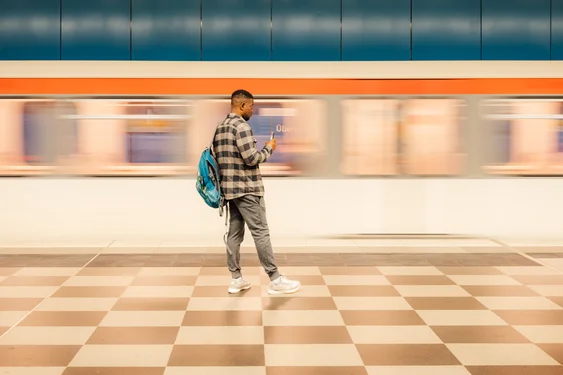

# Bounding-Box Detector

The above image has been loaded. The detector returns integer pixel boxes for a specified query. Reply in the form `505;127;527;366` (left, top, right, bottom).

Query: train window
401;99;465;176
341;98;465;176
341;99;400;175
67;99;192;176
482;99;563;175
192;99;327;176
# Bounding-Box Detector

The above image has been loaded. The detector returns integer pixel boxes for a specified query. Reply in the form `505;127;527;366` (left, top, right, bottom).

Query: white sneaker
268;275;301;295
228;277;251;294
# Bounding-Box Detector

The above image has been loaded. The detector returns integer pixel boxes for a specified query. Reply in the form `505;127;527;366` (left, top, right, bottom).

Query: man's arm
235;123;273;166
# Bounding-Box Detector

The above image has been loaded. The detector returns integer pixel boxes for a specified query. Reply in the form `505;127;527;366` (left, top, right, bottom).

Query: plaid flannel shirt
212;113;273;201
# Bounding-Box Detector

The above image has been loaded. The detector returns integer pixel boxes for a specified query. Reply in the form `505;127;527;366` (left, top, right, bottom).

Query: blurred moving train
0;61;562;242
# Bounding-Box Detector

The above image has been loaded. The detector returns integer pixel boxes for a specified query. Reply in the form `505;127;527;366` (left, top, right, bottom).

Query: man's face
241;99;254;121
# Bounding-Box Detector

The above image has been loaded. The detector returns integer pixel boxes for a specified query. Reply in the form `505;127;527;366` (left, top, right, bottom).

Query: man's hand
266;138;277;151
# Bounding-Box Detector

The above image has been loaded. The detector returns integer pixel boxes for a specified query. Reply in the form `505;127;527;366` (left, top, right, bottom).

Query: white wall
0;178;561;243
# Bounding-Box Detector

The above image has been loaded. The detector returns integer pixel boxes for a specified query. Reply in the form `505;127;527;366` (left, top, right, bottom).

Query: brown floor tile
431;326;530;343
264;326;352;344
405;297;487;310
87;327;179;345
77;267;141;276
328;285;400;297
87;255;152;267
266;367;368;375
0;327;8;336
0;255;94;267
52;286;126;298
182;311;263;326
0;345;81;366
112;297;190;311
0;298;43;311
319;267;381;275
537;344;563;364
423;255;463;266
462;285;539;297
174;254;206;267
340;310;425;326
131;276;197;286
262;297;337;310
192;286;261;297
19;311;107;326
356;344;461;365
0;276;69;286
438;267;503;275
340;254;401;267
63;368;165;375
466;366;563;375
392;254;433;266
385;275;455;285
0;267;19;276
494;310;563;325
199;267;259;275
512;275;563;285
550;297;563;308
168;345;265;366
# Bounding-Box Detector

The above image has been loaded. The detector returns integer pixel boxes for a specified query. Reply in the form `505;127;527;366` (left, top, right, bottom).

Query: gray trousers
226;194;280;281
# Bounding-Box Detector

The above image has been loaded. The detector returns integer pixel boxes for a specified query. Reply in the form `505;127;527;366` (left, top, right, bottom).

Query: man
212;89;301;295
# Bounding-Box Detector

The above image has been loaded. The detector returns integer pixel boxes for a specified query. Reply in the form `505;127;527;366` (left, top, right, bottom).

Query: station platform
0;237;562;374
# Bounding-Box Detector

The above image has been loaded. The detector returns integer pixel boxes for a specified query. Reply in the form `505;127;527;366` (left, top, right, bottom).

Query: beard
242;113;251;121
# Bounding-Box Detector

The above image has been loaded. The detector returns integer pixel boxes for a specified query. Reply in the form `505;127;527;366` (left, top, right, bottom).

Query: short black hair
231;89;253;105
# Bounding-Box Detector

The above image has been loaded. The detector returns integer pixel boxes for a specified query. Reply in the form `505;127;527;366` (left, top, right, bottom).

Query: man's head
231;89;254;121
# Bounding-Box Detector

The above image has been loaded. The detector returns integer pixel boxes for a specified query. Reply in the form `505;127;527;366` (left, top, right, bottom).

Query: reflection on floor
0;241;563;375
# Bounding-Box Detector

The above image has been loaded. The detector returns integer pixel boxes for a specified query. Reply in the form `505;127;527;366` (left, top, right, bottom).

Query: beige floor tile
121;286;193;298
0;326;96;345
0;268;19;276
385;275;455;285
99;311;185;327
333;297;412;310
529;285;563;297
13;268;80;276
0;286;58;298
264;344;363;366
68;345;173;367
496;266;559;275
319;267;380;275
262;297;337;310
0;311;28;326
37;297;117;311
62;367;165;375
175;326;264;345
138;267;200;276
347;325;442;344
278;267;321;275
366;366;470;375
417;310;508;326
261;285;331;297
195;275;262;286
446;343;560;365
377;266;443;276
187;297;262;311
164;367;266;375
63;276;134;287
328;285;400;297
476;296;563;310
514;325;563;343
262;310;344;326
199;267;261;275
395;285;471;297
0;368;66;375
405;297;486;310
447;275;521;286
322;275;389;286
340;310;425;326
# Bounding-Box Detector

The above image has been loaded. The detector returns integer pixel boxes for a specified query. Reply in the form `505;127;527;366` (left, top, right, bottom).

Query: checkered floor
1;249;563;374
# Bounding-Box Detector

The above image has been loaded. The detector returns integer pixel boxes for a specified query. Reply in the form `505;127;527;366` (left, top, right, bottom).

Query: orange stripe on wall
1;78;563;95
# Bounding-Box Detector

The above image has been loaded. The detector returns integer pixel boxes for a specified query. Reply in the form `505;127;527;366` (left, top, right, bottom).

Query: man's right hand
266;138;277;151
